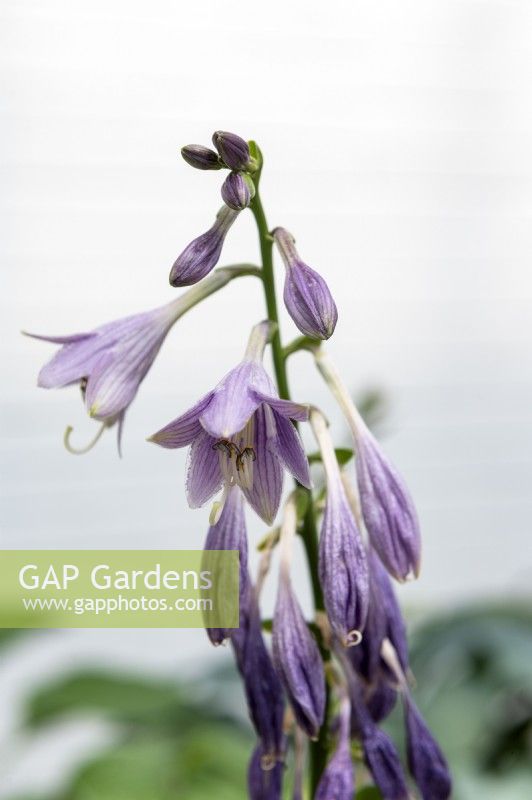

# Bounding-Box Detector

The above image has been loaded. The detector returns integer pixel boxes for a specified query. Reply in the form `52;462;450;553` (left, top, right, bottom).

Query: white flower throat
213;416;256;491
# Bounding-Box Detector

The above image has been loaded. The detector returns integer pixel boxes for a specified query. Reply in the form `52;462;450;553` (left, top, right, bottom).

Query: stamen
63;423;106;455
79;377;88;401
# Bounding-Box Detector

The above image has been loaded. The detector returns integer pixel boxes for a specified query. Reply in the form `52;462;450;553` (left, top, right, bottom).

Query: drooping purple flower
221;171;254;210
310;410;369;646
203;485;248;646
404;696;452;800
247;743;284;799
149;321;311;524
339;648;409;800
212;130;251;170
315;695;355;800
169;205;239;287
181;144;222;170
25;300;184;453
313;349;421;583
232;581;285;764
365;675;398;724
355;424;421;582
273;227;338;340
349;548;408;685
272;570;325;739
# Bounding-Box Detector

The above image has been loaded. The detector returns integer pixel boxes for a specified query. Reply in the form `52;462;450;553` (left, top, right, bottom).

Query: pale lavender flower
272;572;325;739
315;694;355;800
25;301;182;453
404;696;452;800
273;227;338;340
181;144;222;170
212;130;251;170
149;321;311;524
311;409;369;646
314;349;421;582
248;743;284;799
221;171;254;210
232;580;285;764
169;205;239;287
203;485;248;646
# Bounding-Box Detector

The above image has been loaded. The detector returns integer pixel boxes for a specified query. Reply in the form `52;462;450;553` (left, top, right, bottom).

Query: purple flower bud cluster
342;547;452;799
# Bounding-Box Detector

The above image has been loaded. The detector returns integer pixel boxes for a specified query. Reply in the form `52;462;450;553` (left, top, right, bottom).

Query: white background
1;0;532;796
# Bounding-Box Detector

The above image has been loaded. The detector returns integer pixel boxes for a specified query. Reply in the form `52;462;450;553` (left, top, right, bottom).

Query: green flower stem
249;141;328;794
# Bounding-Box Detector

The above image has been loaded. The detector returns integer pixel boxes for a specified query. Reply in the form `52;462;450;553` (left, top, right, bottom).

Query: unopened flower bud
404;697;452;800
273;227;338;340
311;410;369;647
212;130;251;170
315;695;354;800
232;582;285;763
221;171;254;210
355;426;421;582
203;486;248;646
248;743;284;799
272;573;325;738
169;205;239;287
181;144;222;170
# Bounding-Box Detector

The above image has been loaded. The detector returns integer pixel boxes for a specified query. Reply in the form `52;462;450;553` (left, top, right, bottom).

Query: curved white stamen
63;423;106;455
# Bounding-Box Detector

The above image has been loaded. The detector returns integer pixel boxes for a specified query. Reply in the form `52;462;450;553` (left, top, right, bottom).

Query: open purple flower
169;205;239;287
310;409;369;646
273;227;338;340
315;695;354;800
149;321;311;524
25;301;182;454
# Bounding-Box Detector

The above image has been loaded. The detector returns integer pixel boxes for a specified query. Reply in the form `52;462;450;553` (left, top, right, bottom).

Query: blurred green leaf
356;788;383;800
307;448;354;467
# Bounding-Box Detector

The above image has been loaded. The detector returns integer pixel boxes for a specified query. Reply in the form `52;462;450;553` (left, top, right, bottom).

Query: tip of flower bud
221;171;255;211
181;144;222;171
344;629;363;648
212;130;251;171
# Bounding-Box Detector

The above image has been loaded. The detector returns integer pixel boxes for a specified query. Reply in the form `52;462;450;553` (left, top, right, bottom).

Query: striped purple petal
199;361;268;439
185;429;223;507
241;405;283;524
271;411;311;488
149;392;214;448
